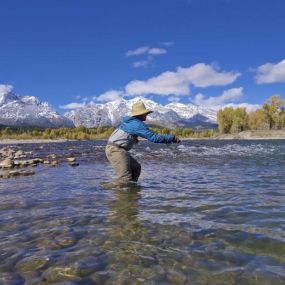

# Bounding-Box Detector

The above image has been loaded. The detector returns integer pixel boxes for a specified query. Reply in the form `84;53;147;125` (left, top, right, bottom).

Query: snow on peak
65;97;218;128
0;93;74;128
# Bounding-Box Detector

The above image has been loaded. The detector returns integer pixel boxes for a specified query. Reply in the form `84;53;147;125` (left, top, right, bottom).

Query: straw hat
131;102;153;116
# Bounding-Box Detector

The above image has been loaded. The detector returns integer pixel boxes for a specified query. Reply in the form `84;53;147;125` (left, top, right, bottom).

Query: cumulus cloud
255;58;285;84
126;46;167;57
96;90;123;102
0;84;13;96
125;63;240;96
59;102;86;110
194;87;244;107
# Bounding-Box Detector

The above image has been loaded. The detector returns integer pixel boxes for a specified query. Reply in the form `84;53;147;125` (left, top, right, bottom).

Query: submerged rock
54;234;77;248
15;255;50;272
42;266;81;282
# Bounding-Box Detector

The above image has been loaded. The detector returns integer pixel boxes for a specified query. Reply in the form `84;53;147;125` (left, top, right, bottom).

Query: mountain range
0;91;74;128
0;91;218;129
65;97;217;129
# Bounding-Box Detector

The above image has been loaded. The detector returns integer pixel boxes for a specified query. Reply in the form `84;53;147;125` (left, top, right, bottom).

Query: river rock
42;266;81;282
69;162;79;167
15;255;50;272
33;158;44;164
8;170;35;177
48;154;57;159
0;148;15;158
54;234;77;248
51;161;59;167
14;150;26;158
0;158;14;168
90;271;110;284
66;157;76;162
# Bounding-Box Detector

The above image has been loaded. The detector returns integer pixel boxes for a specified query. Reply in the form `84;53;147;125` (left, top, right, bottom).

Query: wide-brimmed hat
131;102;153;117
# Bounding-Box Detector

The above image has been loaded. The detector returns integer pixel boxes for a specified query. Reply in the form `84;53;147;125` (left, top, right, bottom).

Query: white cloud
96;90;123;102
223;103;260;112
148;48;167;55
126;70;190;96
255;58;285;84
59;102;86;110
133;60;149;68
194;87;243;107
0;84;13;96
126;46;167;57
125;63;240;96
178;64;240;88
126;45;168;68
126;46;150;57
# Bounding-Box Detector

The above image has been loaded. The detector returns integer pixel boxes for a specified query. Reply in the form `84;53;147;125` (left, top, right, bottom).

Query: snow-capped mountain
65;97;218;129
0;91;74;128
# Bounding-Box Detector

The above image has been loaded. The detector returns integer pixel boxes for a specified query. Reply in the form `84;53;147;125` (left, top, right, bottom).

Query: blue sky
1;0;285;112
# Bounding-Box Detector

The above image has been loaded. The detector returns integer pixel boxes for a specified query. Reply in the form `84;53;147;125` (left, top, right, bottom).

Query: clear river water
0;140;285;285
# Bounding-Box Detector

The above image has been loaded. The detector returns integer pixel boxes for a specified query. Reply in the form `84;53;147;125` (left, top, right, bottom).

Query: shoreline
1;136;285;145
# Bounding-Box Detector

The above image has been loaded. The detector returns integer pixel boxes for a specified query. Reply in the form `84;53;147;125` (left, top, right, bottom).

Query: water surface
0;140;285;284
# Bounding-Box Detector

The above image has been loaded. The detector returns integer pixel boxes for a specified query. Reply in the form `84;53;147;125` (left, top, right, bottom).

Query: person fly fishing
105;101;181;185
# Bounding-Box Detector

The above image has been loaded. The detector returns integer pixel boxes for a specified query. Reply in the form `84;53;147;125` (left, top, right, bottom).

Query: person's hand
173;136;181;143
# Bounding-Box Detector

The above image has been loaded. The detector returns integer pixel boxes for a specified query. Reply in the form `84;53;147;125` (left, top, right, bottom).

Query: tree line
217;95;285;134
0;125;217;140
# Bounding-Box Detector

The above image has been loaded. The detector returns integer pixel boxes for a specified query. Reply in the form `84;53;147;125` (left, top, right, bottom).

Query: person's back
105;102;180;184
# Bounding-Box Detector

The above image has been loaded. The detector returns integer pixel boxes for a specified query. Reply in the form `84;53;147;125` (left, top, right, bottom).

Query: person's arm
133;122;177;143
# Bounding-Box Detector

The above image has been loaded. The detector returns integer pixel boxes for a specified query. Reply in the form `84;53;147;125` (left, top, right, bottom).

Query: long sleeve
131;122;174;143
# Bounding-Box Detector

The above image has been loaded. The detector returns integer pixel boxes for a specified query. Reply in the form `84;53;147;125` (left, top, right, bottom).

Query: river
0;140;284;284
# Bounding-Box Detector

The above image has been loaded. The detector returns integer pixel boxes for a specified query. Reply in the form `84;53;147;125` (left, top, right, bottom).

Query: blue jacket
108;116;174;150
118;116;174;143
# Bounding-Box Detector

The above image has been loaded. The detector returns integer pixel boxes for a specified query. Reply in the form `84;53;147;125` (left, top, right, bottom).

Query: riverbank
1;130;285;144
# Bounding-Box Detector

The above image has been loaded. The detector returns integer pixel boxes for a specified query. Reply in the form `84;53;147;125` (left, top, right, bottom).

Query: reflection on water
0;140;285;284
